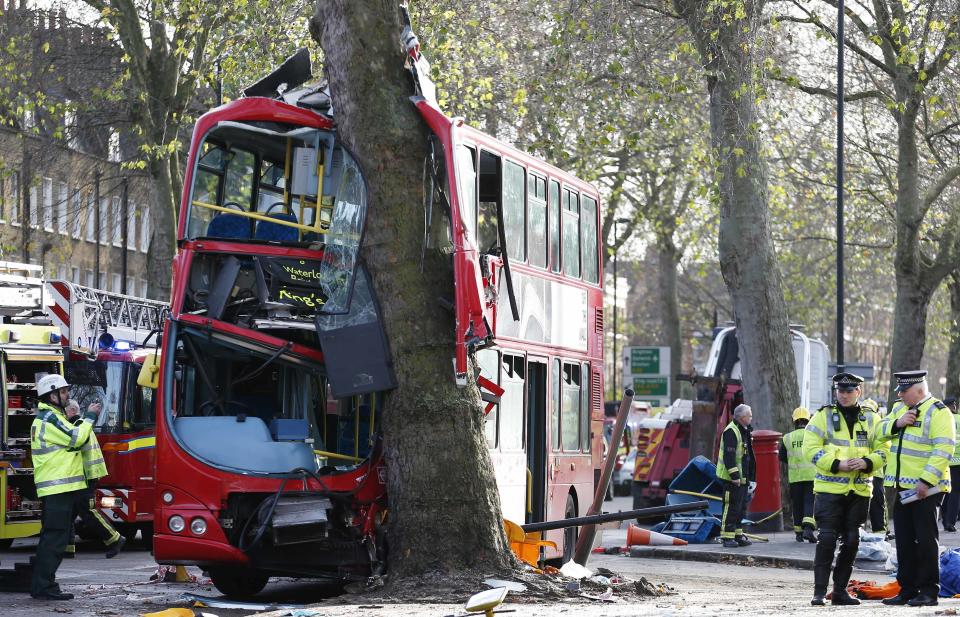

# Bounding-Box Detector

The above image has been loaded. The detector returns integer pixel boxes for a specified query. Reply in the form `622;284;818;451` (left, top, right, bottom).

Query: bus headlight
161;491;174;504
168;515;186;533
190;518;207;536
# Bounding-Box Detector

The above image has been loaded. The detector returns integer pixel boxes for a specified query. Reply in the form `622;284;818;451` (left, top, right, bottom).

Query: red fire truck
46;281;167;541
153;46;603;597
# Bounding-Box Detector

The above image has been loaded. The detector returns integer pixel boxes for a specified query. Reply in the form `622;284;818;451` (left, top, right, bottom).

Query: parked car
612;448;637;496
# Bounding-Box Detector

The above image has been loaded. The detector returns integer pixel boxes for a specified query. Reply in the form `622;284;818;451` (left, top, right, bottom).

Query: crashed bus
153;49;604;597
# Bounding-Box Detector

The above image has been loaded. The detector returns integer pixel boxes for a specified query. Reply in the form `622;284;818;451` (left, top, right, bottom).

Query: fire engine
631;326;831;509
46;280;168;540
0;262;65;547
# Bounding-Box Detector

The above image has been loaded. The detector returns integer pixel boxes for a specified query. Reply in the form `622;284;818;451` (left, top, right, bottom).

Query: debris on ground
182;591;304;611
482;578;527;592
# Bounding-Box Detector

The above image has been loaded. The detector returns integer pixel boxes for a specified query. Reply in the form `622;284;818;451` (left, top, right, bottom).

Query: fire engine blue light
48;332;61;344
113;340;133;351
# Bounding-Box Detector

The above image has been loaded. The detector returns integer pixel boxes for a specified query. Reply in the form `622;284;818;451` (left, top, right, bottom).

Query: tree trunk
674;0;798;431
944;274;960;400
310;1;512;583
655;230;682;400
146;156;177;301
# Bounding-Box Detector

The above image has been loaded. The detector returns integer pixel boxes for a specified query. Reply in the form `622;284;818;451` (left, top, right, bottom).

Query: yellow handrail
313;449;363;463
192;199;328;235
526;468;533;514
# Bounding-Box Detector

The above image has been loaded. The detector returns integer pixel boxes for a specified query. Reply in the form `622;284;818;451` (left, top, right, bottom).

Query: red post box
748;429;783;532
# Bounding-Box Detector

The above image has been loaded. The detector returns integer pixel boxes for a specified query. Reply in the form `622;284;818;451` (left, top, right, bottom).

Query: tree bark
945;273;960;400
145;156;177;301
310;1;512;583
674;0;799;430
655;229;682;400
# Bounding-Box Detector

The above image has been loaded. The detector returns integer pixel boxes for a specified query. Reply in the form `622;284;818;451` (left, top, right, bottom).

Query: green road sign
629;347;662;374
632;376;669;397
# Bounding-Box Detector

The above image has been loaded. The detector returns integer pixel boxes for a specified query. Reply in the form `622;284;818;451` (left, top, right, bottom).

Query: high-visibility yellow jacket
31;401;94;497
952;413;960;466
782;428;816;483
69;414;108;481
877;396;955;491
864;409;890;478
716;421;754;482
803;404;886;497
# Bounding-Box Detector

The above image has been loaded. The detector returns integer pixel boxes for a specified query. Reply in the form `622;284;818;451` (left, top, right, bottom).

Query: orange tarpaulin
827;579;900;600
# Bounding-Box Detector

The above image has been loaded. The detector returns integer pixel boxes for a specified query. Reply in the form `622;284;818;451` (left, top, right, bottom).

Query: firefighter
860;398;890;535
715;403;756;548
62;399;126;559
879;371;956;607
803;372;887;606
941;397;960;532
778;407;816;543
29;374;97;601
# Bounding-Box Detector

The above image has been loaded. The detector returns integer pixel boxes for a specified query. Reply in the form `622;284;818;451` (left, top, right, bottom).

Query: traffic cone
174;565;190;582
626;524;687;546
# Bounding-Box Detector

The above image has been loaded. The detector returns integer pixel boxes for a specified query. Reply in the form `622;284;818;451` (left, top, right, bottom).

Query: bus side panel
489;449;527;525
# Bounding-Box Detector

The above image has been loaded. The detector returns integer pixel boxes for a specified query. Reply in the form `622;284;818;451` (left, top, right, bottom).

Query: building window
111;273;121;293
84;269;94;286
140;211;150;252
29;184;39;228
139;278;148;298
108;130;120;163
71;266;80;283
57;265;67;280
43;177;53;231
58;182;68;234
9;171;19;225
112;196;122;246
71;189;83;238
125;276;134;294
99;198;109;244
98;271;106;289
126;200;137;250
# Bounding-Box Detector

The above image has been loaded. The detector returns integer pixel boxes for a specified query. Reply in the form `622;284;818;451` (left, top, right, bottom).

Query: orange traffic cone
626;524;688;546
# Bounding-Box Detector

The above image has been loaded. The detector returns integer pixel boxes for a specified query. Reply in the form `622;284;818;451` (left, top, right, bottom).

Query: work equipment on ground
658;516;718;544
627;524;688;546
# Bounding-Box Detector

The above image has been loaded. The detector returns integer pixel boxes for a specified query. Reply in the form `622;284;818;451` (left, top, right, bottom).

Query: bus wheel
209;568;269;598
562;494;577;563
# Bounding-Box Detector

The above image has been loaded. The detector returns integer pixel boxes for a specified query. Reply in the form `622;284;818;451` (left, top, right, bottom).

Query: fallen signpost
520;501;710;533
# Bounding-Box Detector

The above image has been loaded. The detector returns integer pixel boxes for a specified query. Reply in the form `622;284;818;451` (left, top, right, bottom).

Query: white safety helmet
36;374;70;397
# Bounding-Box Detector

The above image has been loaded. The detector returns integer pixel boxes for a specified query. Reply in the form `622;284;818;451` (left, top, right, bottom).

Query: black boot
795;531;804;542
802;528;817;543
831;589;860;605
812;565;830;607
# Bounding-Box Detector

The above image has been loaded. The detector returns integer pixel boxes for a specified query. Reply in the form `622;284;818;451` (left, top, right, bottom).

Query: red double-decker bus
153;50;604;597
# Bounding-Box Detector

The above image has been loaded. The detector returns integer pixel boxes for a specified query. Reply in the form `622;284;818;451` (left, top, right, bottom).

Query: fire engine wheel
208;567;270;598
562;494;577;563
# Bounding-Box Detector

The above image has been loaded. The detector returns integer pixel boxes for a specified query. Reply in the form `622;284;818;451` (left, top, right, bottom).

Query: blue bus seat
207;213;252;240
255;213;299;242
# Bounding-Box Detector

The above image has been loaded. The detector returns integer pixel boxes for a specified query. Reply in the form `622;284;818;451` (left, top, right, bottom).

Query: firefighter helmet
37;373;70;396
792;406;811;422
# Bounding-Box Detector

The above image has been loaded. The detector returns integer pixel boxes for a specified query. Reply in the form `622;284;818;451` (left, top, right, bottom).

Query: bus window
477;151;500;252
187;144;227;238
456;145;478;243
503;160;526;262
551;358;560;451
528;174;547;268
581;196;599;284
68;360;126;433
580;362;591;452
561;362;581;451
500;353;525;451
549;180;560;273
477;348;500;448
223;149;256;209
562;190;581;278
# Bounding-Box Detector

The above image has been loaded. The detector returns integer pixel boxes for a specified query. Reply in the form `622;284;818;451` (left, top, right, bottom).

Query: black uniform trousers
870;476;888;531
942;467;960;529
31;490;89;596
894;491;941;598
67;486;121;552
813;492;869;594
720;480;749;538
789;481;814;531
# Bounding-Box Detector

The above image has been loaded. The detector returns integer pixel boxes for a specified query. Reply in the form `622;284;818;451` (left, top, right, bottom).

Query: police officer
879;371;955;607
716;403;756;548
62;399;126;559
861;398;890;535
941;397;960;532
778;407;816;542
29;374;97;601
803;372;887;606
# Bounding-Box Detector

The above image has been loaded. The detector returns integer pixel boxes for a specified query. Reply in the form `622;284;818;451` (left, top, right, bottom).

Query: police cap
832;372;864;392
894;370;927;392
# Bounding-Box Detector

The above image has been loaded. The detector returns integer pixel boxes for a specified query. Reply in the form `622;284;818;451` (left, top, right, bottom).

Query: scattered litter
559;560;592;579
287;610;321;617
936;608;958;615
633;577;664;597
200;612;221;617
181;592;302;611
52;608;72;614
565;580;581;593
579;587;615;602
589;575;611;585
142;609;194;617
483;578;527;592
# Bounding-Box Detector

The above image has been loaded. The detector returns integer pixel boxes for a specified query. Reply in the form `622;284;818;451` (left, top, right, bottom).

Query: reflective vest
878;396;955;491
803;404;886;497
716;421;744;481
783;428;815;483
31;402;94;497
864;410;890;478
78;423;108;481
952;413;960;466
